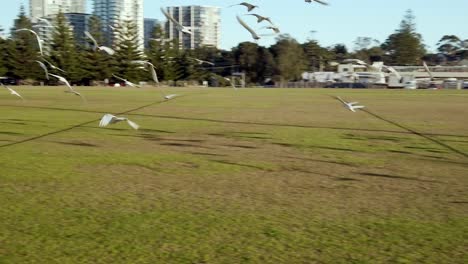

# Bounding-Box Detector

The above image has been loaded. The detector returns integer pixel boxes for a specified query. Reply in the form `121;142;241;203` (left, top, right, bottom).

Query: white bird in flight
246;14;273;24
48;73;85;101
160;7;192;35
131;61;178;100
43;59;66;73
15;28;43;56
225;77;237;90
112;74;140;88
236;15;260;41
262;25;281;34
131;60;159;84
99;114;140;130
36;17;54;28
305;0;329;5
85;31;115;55
230;2;258;12
36;61;49;80
336;96;365;112
188;57;215;66
1;83;24;100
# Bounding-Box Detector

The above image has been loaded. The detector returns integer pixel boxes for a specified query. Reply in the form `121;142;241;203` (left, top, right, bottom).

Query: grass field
0;86;467;263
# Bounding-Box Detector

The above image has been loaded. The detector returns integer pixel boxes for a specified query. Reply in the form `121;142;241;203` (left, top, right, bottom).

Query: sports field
0;87;467;263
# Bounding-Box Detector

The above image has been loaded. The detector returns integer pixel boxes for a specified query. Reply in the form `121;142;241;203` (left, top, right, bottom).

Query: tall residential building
30;0;87;20
144;18;161;48
93;0;144;49
64;13;92;46
165;6;221;49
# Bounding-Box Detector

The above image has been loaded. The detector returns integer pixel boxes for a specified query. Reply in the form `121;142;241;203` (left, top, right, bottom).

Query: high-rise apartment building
30;0;86;20
93;0;144;49
165;6;221;49
144;18;161;48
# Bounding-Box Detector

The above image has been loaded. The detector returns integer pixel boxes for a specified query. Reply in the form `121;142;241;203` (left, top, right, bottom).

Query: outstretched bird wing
236;15;260;40
99;46;115;56
84;31;98;49
149;65;159;84
99;114;115;127
48;73;73;92
161;7;183;28
1;83;24;100
36;61;49;80
312;0;329;5
335;96;348;106
16;29;43;56
125;119;140;130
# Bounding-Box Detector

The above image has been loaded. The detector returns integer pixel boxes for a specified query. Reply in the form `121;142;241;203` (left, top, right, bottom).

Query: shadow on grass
344;134;404;142
280;155;355;167
363;109;468;159
53;141;99;147
0;131;24;135
359;172;439;183
273;142;356;153
223;144;258;149
188;151;227;157
0;121;27;125
211;160;269;171
4;104;468;140
0;100;167;149
160;142;213;150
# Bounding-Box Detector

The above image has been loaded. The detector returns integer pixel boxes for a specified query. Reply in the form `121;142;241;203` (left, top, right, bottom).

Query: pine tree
49;12;81;83
382;10;426;65
270;35;307;83
145;24;166;82
7;5;42;80
161;39;184;84
0;26;7;76
113;20;144;83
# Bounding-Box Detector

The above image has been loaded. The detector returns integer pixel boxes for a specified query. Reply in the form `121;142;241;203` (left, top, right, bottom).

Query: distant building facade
93;0;144;49
30;0;87;20
144;18;161;48
165;6;221;49
64;13;92;46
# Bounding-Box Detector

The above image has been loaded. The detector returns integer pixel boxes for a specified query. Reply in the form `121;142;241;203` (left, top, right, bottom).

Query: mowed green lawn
0;86;467;263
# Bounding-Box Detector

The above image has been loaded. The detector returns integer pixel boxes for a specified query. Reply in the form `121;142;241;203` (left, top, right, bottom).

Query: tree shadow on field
223;144;258;149
362;109;468;159
279;155;355;167
211;160;269;171
0;100;167;149
188;151;228;157
0;131;23;135
359;172;440;183
127;113;468;139
160;142;213;149
0;121;27;125
52;141;99;147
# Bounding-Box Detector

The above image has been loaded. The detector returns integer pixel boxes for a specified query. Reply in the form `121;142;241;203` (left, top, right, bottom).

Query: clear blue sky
1;0;467;52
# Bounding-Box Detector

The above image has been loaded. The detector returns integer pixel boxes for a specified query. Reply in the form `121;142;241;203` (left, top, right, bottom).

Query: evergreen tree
49;12;82;83
7;5;41;80
146;24;167;82
270;35;307;83
233;42;261;84
113;20;144;83
382;9;426;65
0;26;7;76
161;39;184;84
302;40;334;71
351;37;384;63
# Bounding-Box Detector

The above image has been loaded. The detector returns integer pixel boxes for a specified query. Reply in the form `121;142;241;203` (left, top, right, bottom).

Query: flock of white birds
2;0;364;130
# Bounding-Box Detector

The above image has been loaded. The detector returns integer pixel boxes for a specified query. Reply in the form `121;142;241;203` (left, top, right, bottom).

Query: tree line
0;8;466;86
